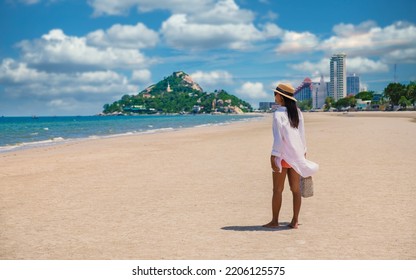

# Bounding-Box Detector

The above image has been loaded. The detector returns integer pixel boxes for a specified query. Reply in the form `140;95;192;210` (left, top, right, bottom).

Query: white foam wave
0;137;67;153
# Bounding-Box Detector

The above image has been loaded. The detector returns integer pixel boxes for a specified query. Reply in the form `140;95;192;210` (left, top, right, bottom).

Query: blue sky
1;0;415;116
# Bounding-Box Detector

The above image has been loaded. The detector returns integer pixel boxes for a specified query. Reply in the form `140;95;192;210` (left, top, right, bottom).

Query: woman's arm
270;155;280;172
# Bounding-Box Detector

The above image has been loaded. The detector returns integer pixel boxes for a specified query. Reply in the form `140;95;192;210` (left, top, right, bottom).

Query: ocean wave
194;121;235;128
92;127;176;139
194;123;215;128
141;127;175;134
0;137;67;153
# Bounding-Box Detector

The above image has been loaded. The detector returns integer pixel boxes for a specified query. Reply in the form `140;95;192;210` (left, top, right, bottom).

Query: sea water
0;114;262;153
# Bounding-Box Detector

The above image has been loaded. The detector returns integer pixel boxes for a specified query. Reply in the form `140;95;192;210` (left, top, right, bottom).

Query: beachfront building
347;73;360;95
259;102;276;111
329;53;347;101
311;75;327;109
356;99;371;110
294;78;313;102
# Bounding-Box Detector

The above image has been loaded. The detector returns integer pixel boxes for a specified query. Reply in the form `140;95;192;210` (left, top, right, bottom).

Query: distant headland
101;71;252;115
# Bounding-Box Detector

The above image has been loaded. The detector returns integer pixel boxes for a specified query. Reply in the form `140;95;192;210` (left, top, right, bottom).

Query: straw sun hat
273;83;297;102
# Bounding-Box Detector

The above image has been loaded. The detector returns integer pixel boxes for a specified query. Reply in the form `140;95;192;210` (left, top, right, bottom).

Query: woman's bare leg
287;168;301;229
263;169;287;227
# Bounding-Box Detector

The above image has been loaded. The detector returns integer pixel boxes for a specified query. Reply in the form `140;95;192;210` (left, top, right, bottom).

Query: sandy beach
1;111;415;260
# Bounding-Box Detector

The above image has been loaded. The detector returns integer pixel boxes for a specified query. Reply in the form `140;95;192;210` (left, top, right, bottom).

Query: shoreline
2;111;415;155
1;112;415;259
0;114;265;155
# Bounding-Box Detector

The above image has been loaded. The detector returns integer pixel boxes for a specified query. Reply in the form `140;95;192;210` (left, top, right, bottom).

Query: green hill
102;71;252;115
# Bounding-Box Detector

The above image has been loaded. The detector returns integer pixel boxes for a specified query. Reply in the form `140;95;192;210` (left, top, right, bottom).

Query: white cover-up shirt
271;106;319;177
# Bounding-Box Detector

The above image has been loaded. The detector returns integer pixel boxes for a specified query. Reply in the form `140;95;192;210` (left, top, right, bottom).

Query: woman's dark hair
281;96;299;128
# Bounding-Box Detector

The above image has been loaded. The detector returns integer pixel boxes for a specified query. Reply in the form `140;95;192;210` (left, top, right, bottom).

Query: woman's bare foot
262;221;280;228
288;219;298;229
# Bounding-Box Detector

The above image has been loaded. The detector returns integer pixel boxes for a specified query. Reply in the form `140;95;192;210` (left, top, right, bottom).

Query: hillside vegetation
102;71;252;115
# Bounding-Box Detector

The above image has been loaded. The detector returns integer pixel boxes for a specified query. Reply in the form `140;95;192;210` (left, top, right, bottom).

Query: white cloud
0;59;136;101
321;21;416;62
187;0;254;24
190;70;234;88
383;48;416;63
332;20;377;37
46;98;78;110
289;58;329;76
347;57;389;73
236;82;268;100
44;97;108;114
77;71;129;85
275;30;319;54
17;29;149;71
87;0;134;16
86;22;159;49
285;21;405;78
262;10;278;21
47;99;69;107
0;58;49;84
131;69;152;84
87;0;214;16
161;14;280;50
88;0;281;51
275;21;416;68
261;23;283;38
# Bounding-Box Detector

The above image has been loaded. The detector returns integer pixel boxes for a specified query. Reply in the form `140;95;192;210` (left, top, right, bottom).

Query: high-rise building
294;78;313;102
347;73;360;95
311;75;327;109
329;53;347;101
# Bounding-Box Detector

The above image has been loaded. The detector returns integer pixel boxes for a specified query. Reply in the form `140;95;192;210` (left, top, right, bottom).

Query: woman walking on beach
263;83;319;229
